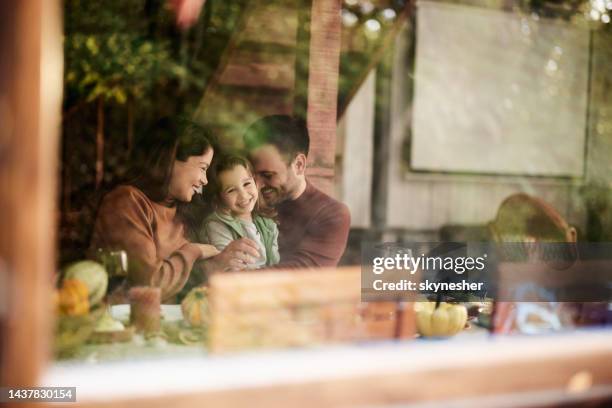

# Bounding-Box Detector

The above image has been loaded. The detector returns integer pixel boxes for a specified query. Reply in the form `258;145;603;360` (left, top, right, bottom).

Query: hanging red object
168;0;206;30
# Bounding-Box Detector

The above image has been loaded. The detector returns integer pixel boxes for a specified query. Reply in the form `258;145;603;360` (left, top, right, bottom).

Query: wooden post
0;0;62;391
306;0;341;196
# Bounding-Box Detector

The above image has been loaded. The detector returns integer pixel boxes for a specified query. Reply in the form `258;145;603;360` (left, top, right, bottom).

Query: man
244;115;351;268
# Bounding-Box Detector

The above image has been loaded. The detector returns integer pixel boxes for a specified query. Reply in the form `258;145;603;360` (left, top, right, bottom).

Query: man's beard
261;186;286;207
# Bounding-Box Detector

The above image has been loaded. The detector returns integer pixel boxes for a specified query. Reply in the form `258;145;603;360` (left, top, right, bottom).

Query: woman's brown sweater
90;185;201;301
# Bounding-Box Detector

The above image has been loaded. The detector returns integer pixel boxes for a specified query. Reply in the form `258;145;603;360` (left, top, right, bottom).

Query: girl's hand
211;238;261;271
196;244;221;259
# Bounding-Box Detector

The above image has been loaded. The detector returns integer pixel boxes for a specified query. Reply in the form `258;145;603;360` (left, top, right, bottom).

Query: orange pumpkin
181;287;209;327
59;279;90;316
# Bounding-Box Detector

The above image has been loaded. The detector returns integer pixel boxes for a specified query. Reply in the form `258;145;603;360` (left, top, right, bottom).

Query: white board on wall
411;1;590;177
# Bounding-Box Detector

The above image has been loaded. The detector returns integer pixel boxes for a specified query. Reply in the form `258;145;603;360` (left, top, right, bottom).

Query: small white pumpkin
64;260;108;306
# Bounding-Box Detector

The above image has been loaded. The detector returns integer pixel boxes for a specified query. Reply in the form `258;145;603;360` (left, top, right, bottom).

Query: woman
90;118;260;301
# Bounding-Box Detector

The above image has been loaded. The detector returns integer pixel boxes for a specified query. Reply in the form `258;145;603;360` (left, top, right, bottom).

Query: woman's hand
195;243;221;259
211;238;261;271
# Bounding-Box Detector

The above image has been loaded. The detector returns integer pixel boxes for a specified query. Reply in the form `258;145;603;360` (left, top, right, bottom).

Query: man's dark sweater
276;181;350;268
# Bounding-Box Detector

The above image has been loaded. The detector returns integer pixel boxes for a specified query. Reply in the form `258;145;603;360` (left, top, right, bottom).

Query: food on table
95;309;125;332
54;307;105;356
415;302;468;337
129;286;161;333
89;308;134;344
64;260;109;306
54;275;106;355
58;279;90;316
89;328;134;344
181;287;210;327
177;328;206;345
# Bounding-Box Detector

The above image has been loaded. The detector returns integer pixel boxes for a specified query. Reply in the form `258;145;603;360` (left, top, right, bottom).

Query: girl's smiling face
218;164;258;220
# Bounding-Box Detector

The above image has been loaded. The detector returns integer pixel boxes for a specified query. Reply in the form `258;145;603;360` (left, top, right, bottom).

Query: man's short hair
244;115;309;162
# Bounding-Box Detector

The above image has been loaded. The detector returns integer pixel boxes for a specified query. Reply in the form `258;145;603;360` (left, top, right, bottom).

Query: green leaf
113;88;127;104
86;84;105;102
139;42;153;53
81;72;100;85
85;36;99;55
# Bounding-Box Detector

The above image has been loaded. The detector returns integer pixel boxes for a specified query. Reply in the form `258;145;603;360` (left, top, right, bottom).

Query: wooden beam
306;0;342;196
0;0;62;390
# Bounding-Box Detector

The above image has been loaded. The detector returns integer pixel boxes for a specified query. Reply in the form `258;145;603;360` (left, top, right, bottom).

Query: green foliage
62;0;248;113
64;0;189;105
65;33;179;104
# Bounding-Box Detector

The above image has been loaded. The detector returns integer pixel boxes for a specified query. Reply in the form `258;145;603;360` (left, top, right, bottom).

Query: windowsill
42;329;612;404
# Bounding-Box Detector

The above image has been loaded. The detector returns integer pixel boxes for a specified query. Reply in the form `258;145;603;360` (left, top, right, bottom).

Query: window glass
55;0;612;365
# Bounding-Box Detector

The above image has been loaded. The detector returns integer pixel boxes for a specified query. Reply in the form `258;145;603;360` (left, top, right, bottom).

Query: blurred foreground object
208;267;415;353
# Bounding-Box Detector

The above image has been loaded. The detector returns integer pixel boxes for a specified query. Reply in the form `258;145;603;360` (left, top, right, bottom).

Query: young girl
200;155;279;269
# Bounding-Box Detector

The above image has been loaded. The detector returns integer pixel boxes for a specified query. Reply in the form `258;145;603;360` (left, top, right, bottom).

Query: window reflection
55;0;612;363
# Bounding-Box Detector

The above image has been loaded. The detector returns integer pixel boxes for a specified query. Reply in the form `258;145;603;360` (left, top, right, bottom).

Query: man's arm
276;201;350;268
